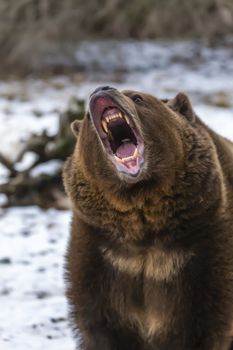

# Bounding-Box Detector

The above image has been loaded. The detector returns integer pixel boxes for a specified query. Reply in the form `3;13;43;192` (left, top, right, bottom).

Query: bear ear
167;92;196;123
71;120;82;137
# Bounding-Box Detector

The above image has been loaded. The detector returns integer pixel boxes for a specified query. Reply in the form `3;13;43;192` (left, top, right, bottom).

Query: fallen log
0;96;85;209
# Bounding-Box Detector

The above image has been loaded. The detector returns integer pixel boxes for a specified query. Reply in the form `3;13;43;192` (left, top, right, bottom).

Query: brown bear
63;86;233;350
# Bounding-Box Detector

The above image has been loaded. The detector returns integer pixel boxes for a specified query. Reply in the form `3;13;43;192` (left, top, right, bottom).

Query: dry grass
0;0;233;74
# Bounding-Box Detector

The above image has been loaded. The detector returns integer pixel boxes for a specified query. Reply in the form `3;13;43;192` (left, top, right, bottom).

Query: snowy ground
0;207;75;350
0;40;233;349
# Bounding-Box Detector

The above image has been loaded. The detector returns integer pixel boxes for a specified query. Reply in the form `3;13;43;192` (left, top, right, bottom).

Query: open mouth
89;96;144;177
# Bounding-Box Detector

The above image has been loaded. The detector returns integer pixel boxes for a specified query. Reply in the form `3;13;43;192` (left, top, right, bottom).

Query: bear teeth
102;120;108;133
124;115;130;125
114;147;138;162
121;138;131;143
101;113;130;133
105;113;123;123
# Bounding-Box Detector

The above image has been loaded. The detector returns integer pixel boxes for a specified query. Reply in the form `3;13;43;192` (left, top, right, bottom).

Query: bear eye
131;95;143;104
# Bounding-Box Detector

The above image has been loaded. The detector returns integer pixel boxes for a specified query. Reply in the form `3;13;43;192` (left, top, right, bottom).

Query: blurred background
0;1;233;349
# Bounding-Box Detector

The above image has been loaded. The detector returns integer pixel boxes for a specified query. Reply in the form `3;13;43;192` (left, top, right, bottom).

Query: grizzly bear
63;86;233;350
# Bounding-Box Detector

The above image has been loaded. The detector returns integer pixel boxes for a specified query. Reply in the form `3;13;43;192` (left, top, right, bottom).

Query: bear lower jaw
112;145;144;177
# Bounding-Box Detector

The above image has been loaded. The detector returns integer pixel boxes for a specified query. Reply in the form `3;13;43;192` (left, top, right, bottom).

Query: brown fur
63;88;233;350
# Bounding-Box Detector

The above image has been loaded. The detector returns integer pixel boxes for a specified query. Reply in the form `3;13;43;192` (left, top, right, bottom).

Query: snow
0;40;233;349
74;40;233;75
195;105;233;141
30;160;63;178
15;152;39;172
0;164;10;185
0;207;76;350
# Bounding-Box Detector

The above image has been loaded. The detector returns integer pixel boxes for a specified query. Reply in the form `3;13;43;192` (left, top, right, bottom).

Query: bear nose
90;85;115;96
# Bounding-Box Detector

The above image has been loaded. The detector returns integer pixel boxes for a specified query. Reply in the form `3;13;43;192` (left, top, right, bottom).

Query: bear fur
63;87;233;350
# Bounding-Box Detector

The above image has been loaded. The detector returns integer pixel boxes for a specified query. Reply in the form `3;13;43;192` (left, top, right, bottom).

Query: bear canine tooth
124;115;130;125
133;148;138;158
102;120;108;133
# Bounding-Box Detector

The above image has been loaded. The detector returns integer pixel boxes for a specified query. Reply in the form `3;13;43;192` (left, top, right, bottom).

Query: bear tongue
115;142;136;159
